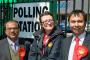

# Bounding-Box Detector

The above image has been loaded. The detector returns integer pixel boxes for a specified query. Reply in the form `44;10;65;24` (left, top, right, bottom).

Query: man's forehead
71;13;83;17
6;21;17;25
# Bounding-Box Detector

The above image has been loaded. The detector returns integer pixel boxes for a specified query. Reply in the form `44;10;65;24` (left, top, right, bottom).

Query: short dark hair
68;10;87;23
4;20;19;29
39;11;54;23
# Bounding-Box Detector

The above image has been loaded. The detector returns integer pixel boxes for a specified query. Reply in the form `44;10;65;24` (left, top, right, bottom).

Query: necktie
14;43;17;52
72;37;80;60
14;43;18;52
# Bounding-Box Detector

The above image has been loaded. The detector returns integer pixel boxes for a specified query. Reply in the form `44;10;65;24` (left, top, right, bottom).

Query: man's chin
10;36;17;39
73;31;79;35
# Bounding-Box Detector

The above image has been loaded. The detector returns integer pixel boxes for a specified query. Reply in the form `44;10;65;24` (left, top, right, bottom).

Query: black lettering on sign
27;21;31;32
34;22;40;31
33;7;35;18
23;21;27;32
24;7;28;18
36;6;41;18
31;21;34;32
18;21;23;31
13;8;18;17
42;6;48;12
18;21;40;32
28;7;33;18
13;6;49;18
18;7;23;18
18;7;23;17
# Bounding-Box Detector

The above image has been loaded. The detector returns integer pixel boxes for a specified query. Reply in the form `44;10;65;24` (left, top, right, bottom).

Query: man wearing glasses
0;20;29;60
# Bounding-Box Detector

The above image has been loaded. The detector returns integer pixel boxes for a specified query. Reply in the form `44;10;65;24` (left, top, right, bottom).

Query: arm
28;39;39;60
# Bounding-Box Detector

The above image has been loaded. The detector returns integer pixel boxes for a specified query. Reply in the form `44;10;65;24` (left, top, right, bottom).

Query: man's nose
10;28;15;31
75;22;78;26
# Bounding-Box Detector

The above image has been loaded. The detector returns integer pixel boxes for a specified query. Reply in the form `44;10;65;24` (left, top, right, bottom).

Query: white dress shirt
68;32;86;60
7;37;19;52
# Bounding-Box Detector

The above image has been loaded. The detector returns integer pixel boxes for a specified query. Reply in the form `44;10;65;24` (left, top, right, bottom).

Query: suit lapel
4;39;12;60
81;32;90;60
63;36;73;60
82;33;90;46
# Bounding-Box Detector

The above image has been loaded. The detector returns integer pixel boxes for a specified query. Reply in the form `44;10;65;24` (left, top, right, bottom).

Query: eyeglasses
41;19;54;24
6;27;19;30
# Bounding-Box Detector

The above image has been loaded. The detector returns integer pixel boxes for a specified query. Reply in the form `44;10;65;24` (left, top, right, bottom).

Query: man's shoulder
86;31;90;35
0;38;7;45
62;35;72;42
85;31;90;37
85;31;90;39
64;35;72;40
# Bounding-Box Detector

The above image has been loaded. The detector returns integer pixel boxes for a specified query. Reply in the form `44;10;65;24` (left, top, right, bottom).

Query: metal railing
0;0;90;39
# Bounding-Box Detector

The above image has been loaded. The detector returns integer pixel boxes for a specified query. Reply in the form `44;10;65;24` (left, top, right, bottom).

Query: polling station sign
13;2;49;38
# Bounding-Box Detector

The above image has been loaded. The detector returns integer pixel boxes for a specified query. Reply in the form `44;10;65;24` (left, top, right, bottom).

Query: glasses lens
42;19;54;24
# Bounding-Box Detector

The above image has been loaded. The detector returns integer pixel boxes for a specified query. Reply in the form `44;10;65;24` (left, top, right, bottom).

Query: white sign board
13;2;49;38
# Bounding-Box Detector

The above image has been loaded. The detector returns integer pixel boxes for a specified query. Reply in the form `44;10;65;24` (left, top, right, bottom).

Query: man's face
69;13;86;36
5;22;20;41
41;15;54;31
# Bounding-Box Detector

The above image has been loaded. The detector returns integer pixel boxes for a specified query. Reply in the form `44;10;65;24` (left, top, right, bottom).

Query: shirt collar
72;31;86;42
7;37;19;46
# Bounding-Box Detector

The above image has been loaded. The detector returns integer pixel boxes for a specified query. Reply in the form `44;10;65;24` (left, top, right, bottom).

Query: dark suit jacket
29;27;65;60
0;38;30;60
60;32;90;60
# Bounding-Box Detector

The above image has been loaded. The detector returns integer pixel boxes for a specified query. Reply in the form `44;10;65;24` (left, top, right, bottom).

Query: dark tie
72;37;80;60
14;43;17;51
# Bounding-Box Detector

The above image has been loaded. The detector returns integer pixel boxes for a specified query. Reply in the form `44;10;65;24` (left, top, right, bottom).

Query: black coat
29;27;65;60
